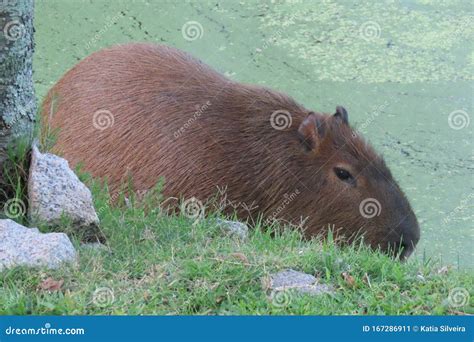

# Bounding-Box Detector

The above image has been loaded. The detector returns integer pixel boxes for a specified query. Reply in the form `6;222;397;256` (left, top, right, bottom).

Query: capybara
41;43;420;259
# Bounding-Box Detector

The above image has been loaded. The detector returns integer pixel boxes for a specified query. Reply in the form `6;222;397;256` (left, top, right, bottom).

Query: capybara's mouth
398;244;414;261
389;239;417;261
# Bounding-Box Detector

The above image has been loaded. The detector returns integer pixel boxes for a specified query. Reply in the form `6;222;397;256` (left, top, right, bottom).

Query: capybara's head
297;106;420;259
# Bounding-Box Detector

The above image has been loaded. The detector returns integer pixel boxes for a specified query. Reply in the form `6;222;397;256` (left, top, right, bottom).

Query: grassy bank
0;174;472;315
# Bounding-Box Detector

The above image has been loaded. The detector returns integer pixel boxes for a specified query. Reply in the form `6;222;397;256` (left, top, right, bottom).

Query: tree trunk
0;0;35;166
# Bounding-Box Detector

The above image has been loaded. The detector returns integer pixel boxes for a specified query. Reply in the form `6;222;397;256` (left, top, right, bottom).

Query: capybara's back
42;43;420;258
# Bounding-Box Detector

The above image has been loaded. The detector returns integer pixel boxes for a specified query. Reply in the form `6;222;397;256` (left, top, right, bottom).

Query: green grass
0;137;31;226
0;173;472;315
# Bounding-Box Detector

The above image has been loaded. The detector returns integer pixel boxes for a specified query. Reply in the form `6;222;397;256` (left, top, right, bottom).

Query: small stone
269;269;334;296
28;145;102;241
215;218;248;240
0;219;77;271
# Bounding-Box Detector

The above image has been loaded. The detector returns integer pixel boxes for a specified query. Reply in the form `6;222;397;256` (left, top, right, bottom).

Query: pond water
34;0;473;268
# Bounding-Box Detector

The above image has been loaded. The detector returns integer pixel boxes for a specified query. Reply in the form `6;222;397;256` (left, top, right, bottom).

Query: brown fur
41;43;420;258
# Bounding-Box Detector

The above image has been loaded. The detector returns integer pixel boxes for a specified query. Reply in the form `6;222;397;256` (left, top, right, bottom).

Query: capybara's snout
375;189;420;260
391;206;420;260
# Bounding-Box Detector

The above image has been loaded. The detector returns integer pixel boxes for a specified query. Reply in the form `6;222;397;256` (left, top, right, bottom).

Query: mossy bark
0;0;36;165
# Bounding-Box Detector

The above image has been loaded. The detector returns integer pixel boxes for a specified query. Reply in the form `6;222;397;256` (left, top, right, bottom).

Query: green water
34;0;473;268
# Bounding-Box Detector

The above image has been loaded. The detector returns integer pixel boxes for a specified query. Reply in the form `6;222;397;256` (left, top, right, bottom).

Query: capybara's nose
398;241;414;260
396;214;420;260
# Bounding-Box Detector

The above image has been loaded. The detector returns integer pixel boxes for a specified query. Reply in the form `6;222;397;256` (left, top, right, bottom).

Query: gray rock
0;219;77;271
215;218;248;240
270;269;334;296
28;145;101;239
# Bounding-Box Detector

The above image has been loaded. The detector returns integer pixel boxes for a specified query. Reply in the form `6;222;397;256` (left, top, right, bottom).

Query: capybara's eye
334;167;354;183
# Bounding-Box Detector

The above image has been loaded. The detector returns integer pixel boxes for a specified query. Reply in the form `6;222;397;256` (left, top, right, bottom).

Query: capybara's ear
333;105;348;124
298;112;325;152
